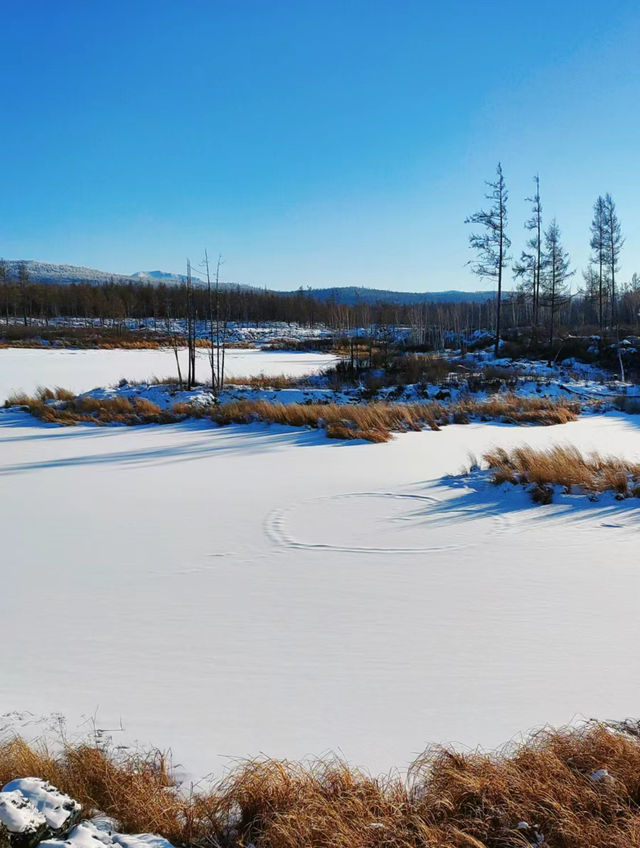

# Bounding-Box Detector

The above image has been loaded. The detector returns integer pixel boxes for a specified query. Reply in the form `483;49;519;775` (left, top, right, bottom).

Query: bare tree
513;176;543;337
166;304;183;388
466;163;511;356
17;261;29;327
185;260;197;389
204;250;215;390
0;260;8;325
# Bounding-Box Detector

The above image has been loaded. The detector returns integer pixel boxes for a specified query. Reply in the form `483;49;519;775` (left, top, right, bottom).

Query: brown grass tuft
484;445;640;499
0;737;191;843
6;389;579;442
225;373;301;390
210;395;579;441
4;723;640;846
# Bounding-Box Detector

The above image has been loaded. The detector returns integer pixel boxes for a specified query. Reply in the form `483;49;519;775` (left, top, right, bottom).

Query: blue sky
2;0;639;291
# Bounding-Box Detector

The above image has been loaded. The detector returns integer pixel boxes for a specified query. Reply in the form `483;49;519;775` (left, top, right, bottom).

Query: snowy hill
131;270;204;284
3;260;201;287
2;260;502;303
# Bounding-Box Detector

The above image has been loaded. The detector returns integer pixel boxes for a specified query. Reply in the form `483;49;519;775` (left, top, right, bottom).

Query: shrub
613;395;640;415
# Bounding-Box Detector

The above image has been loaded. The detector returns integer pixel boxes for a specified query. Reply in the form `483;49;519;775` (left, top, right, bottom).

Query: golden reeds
484;445;640;498
6;391;580;439
2;722;640;846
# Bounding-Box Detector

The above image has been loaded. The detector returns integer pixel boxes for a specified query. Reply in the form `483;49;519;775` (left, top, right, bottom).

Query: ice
2;405;640;779
0;348;336;402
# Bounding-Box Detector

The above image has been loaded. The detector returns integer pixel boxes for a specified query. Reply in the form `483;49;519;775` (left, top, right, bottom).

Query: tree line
0;260;508;336
466;163;631;361
1;193;640;360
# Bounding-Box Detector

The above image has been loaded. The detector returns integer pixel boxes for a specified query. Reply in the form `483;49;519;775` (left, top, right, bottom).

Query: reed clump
5;392;176;425
6;390;579;440
209;395;579;440
484;444;640;499
225;373;301;389
3;722;640;847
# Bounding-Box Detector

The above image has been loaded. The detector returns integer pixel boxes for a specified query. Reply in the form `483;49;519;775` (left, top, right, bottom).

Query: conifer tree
466;163;511;356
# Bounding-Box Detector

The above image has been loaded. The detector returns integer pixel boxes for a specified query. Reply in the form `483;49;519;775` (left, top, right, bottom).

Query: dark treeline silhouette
0;270;506;337
2;272;640;347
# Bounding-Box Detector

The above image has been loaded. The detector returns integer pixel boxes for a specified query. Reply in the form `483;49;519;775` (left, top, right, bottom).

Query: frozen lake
2;406;640;779
0;347;337;401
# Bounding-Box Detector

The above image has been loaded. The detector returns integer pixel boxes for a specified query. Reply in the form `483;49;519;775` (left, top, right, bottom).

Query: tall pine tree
513;174;543;336
589;196;608;330
466;163;511;356
602;193;623;328
541;219;573;362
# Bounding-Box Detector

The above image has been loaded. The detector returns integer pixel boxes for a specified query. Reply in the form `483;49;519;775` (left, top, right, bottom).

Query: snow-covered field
0;348;337;401
2;405;640;780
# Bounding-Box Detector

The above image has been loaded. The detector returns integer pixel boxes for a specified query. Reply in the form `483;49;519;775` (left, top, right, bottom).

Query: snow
41;820;175;848
0;348;336;401
41;821;114;848
2;405;640;780
2;780;80;833
0;790;46;834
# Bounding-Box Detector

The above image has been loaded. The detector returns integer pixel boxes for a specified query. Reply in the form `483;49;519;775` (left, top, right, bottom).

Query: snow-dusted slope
1;410;640;779
3;261;205;287
130;271;203;283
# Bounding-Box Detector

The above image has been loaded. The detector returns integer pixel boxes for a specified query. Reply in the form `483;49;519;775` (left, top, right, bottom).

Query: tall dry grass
5;393;177;426
224;373;301;389
484;445;640;498
210;395;579;441
3;722;640;846
6;389;579;440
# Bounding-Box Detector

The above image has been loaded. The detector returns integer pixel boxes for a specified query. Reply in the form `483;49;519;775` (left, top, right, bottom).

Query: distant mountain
2;261;501;304
131;270;203;284
291;286;499;305
3;260;202;287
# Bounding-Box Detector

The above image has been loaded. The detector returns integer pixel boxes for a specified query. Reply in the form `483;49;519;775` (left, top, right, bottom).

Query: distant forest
1;270;640;347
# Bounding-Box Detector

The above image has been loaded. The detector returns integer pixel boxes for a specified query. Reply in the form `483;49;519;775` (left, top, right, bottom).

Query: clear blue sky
2;0;639;291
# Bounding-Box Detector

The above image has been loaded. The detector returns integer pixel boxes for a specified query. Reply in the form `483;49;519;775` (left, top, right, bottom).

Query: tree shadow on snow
409;470;640;534
0;411;350;476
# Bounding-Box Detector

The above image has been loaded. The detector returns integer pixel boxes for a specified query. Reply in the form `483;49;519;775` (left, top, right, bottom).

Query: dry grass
484;445;640;499
5;392;178;426
3;722;640;846
6;390;579;440
225;373;301;390
210;395;579;441
0;737;194;843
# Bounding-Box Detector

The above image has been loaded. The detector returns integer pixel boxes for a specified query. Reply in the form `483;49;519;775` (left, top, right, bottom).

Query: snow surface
2;406;640;780
0;348;336;401
41;820;175;848
0;790;46;834
2;779;80;832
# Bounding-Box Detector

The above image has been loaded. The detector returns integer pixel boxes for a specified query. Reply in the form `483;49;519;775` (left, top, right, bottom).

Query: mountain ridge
1;260;499;303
